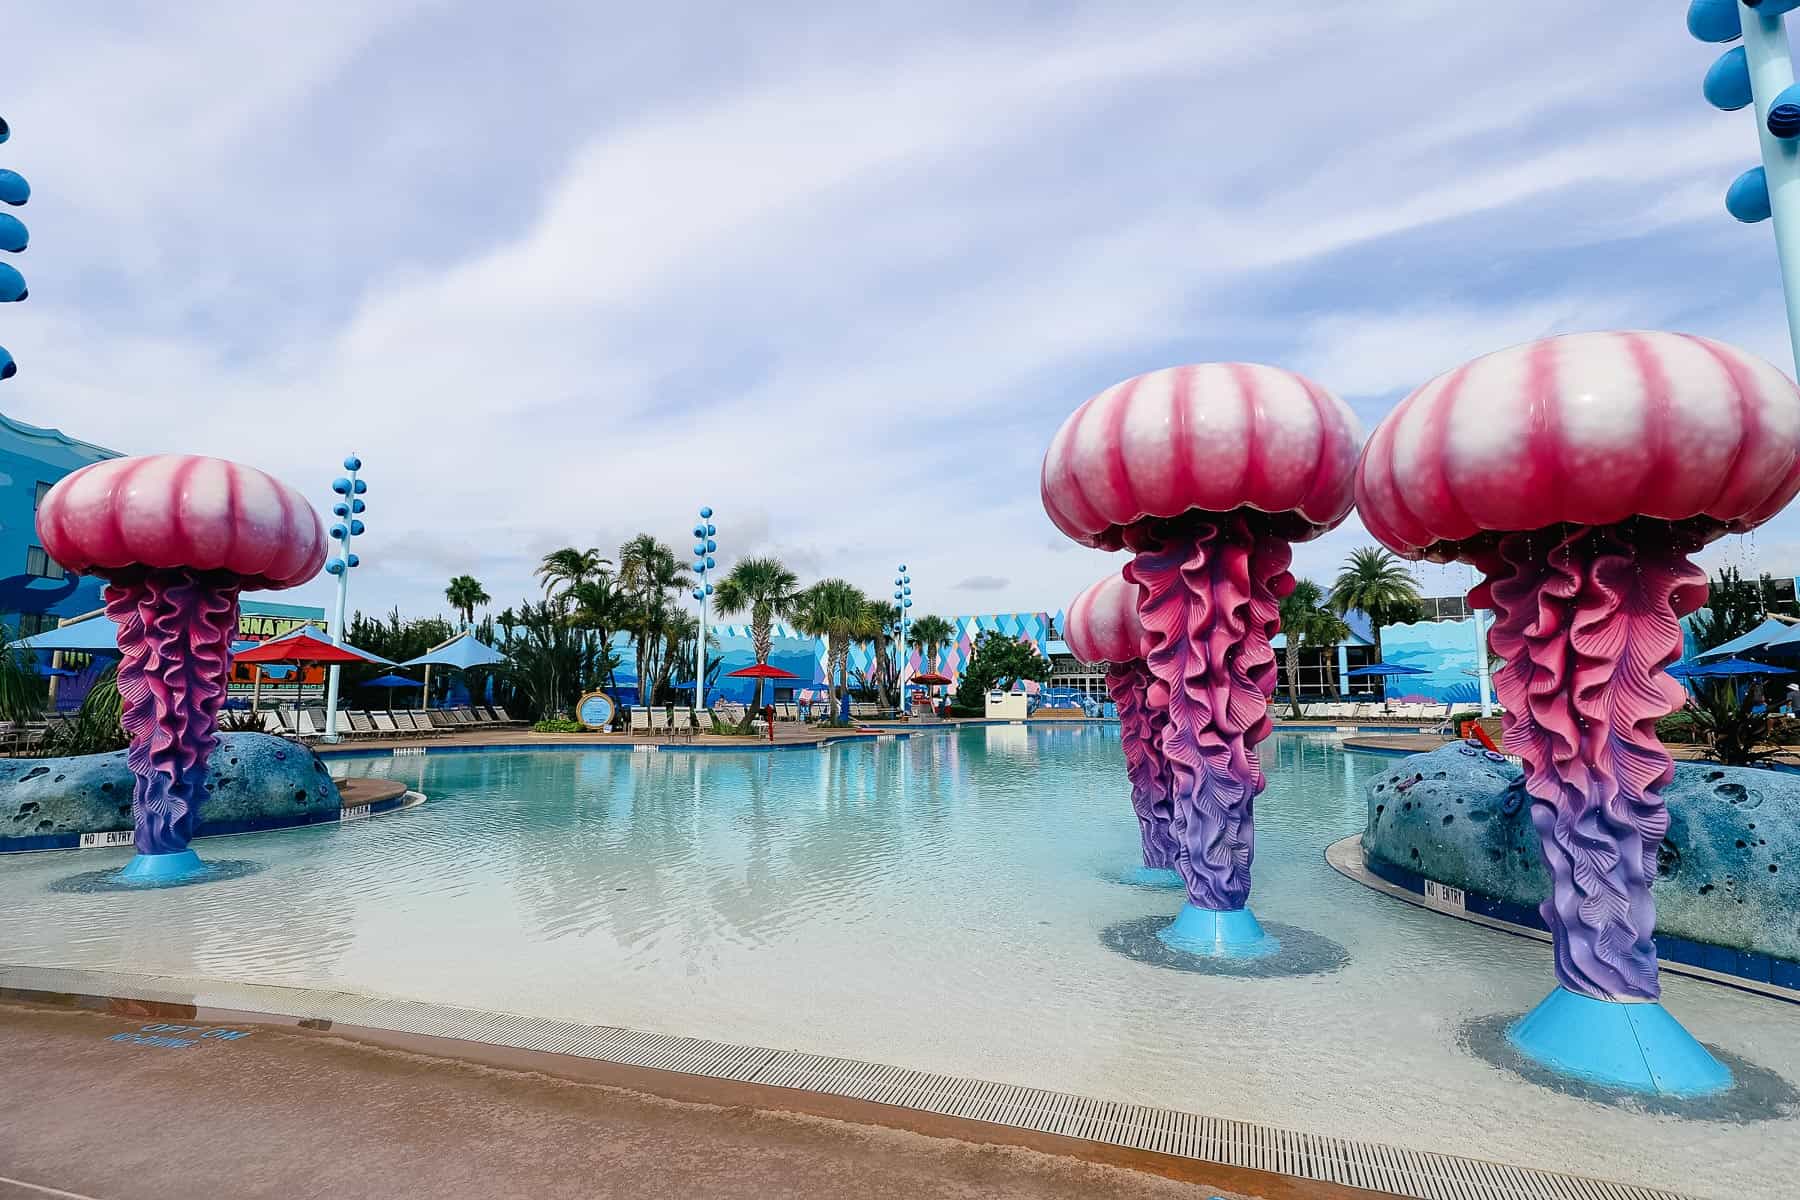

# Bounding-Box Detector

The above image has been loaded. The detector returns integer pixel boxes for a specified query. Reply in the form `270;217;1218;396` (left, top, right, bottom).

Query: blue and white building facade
0;412;119;639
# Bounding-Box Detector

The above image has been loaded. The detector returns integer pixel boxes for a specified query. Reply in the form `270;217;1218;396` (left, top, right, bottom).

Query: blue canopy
7;613;121;654
1668;657;1793;678
399;630;507;670
365;673;423;688
1696;615;1795;659
1344;662;1429;677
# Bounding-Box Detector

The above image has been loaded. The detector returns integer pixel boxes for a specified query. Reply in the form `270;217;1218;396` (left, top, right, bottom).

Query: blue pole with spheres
1693;0;1800;367
0;115;29;380
691;507;716;712
893;566;912;716
322;455;367;741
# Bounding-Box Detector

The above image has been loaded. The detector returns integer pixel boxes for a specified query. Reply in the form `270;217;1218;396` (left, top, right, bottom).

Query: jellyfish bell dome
1041;363;1362;551
1355;331;1800;563
1064;573;1145;667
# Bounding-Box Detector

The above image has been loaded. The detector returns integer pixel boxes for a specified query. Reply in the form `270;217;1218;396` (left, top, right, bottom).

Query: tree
618;534;691;706
713;556;801;719
566;576;630;692
1328;547;1422;657
1689;566;1767;652
536;547;610;601
444;575;490;630
907;614;955;675
793;579;867;724
860;599;901;708
952;631;1051;711
1278;579;1350;718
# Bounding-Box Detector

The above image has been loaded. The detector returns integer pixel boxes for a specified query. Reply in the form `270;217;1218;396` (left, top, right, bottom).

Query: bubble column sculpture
1692;0;1800;368
35;456;327;882
0;114;30;379
1042;365;1360;955
691;507;716;710
1356;330;1800;1095
893;565;911;713
1066;571;1179;887
322;456;367;741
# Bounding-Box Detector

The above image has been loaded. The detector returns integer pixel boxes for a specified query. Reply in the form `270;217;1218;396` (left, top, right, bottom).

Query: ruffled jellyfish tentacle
1476;523;1706;1001
1475;521;1731;1096
105;568;242;873
1106;660;1178;871
1124;512;1291;953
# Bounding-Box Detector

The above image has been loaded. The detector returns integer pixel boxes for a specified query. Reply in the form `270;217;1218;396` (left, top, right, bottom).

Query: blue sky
3;2;1796;622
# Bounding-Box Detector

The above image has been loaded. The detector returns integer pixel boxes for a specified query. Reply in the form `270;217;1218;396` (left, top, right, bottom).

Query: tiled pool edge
0;790;426;856
0;963;1694;1200
1324;835;1800;1005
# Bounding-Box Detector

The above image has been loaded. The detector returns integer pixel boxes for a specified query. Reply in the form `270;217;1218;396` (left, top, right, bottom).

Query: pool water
3;726;1796;1198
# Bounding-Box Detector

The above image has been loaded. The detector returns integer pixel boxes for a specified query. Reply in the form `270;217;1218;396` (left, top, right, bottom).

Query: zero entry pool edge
0;962;1697;1200
1324;834;1800;1005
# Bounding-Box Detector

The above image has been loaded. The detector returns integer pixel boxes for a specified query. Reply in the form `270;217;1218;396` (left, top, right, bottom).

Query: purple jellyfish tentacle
104;569;243;857
1473;521;1707;1002
1106;661;1178;869
1123;512;1293;910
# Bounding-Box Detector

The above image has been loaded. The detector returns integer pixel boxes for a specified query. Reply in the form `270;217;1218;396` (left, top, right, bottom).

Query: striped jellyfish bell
1040;363;1362;550
1355;330;1800;561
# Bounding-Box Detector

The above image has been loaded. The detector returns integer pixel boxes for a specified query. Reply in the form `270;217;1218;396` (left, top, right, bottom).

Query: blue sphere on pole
350;519;366;536
332;502;349;517
1728;166;1773;221
692;524;705;538
352;498;365;513
0;170;28;207
898;564;907;572
1705;46;1755;111
704;583;713;595
903;598;912;608
706;538;717;552
1769;81;1800;137
332;477;351;495
327;559;347;575
0;263;25;302
706;555;715;569
343;455;362;472
0;213;26;253
331;523;349;541
699;506;713;519
0;346;13;380
0;117;8;145
693;560;706;572
347;553;360;568
1687;0;1742;42
694;542;706;556
353;479;367;494
693;588;704;600
1748;0;1800;18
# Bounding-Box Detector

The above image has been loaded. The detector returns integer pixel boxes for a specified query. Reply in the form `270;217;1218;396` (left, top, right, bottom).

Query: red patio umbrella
908;670;953;715
233;627;391;665
728;662;800;712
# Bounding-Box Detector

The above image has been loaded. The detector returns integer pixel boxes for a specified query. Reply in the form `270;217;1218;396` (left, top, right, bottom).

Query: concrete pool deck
0;995;1367;1200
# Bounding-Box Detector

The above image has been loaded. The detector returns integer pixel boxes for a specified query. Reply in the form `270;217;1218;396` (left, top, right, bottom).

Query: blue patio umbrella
399;630;507;707
1667;657;1793;678
366;673;424;688
7;613;123;654
1695;615;1795;659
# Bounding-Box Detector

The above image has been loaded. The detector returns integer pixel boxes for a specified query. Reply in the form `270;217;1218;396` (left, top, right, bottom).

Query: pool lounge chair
492;705;524;726
630;707;651;735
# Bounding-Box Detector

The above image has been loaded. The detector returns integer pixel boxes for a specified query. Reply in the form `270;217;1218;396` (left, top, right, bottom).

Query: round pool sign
576;691;616;731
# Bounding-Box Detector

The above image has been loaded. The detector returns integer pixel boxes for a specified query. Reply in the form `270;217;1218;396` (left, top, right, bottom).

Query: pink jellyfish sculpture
1357;330;1800;1096
1043;364;1361;955
36;455;326;883
1065;571;1180;886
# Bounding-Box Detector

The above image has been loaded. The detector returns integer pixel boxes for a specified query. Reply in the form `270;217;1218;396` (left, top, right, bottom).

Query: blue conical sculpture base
118;849;206;885
1507;987;1732;1098
1156;903;1282;959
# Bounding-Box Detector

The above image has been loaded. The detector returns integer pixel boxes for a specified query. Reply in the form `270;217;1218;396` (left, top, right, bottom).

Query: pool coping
0;963;1695;1200
0;789;426;856
1324;835;1800;1005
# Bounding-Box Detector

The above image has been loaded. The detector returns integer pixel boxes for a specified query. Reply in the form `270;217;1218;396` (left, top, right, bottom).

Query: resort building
0;412;120;639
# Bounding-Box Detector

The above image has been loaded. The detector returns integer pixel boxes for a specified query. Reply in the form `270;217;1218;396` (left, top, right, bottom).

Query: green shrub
533;718;585;733
1656;711;1700;744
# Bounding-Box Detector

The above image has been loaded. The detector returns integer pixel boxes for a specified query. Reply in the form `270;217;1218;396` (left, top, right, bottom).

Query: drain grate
0;964;1698;1200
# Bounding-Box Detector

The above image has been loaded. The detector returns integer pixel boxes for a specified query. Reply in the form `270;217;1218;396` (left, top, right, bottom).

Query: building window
25;546;65;580
34;480;53;510
14;612;56;637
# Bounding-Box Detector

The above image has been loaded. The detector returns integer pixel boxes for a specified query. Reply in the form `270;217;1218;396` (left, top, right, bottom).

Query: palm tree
793;579;867;725
713;556;801;718
1328;547;1422;659
618;534;690;706
860;599;901;708
444;575;490;630
1279;580;1350;718
907;614;955;676
567;576;630;692
536;546;610;601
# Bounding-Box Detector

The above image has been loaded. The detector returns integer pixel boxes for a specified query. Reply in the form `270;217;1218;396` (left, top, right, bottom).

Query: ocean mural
1376;616;1489;705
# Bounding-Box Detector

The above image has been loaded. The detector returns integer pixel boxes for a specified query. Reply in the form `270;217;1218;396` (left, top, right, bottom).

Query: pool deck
0;994;1379;1200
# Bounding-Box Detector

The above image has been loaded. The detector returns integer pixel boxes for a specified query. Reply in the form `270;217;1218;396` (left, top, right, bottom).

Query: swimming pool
2;726;1794;1198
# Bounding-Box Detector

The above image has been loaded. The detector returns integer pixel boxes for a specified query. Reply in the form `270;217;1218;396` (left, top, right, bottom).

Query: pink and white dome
1041;363;1362;551
1355;331;1800;561
1064;571;1145;666
37;454;327;590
